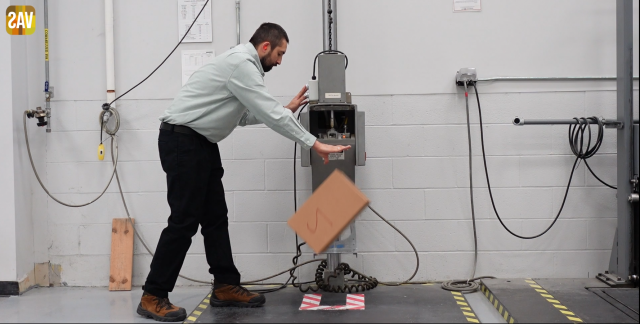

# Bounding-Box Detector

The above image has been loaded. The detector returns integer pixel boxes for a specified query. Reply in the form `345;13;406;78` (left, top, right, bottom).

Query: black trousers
143;128;240;298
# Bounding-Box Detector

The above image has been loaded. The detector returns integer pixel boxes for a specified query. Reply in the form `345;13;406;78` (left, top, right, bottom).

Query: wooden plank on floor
35;262;50;287
109;218;134;291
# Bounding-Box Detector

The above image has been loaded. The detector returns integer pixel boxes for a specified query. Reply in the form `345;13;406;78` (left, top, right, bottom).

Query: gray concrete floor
0;285;505;323
4;280;634;323
189;285;477;323
0;286;211;323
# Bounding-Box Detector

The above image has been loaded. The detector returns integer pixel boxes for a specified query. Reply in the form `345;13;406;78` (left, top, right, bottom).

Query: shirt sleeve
227;61;317;150
237;110;262;126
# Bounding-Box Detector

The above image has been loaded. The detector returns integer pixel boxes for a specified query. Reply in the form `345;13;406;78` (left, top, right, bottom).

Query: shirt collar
244;43;265;76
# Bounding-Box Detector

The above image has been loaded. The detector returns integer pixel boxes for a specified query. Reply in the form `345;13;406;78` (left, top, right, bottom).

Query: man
136;23;350;322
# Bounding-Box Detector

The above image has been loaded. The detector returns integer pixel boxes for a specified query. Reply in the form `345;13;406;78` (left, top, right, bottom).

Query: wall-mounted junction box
456;68;477;86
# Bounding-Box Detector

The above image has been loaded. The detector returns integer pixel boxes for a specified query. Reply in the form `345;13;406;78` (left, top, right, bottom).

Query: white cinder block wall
18;0;640;286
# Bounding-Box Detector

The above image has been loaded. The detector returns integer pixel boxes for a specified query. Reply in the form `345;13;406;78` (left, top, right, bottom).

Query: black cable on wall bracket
569;117;616;190
471;82;614;240
107;0;210;107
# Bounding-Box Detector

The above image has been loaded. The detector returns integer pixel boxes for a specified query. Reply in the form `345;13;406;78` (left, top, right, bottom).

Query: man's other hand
285;85;309;113
312;141;351;165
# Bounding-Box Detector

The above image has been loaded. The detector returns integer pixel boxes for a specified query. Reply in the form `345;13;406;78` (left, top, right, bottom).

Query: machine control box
300;104;366;184
318;54;347;104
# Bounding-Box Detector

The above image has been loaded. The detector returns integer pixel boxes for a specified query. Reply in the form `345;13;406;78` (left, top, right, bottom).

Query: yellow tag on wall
98;143;105;161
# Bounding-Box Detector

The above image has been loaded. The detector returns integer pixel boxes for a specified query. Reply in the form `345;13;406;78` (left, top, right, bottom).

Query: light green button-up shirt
160;43;317;150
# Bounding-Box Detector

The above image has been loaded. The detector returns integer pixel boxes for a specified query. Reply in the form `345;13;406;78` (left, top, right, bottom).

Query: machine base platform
183;279;638;323
183;284;477;323
480;278;638;323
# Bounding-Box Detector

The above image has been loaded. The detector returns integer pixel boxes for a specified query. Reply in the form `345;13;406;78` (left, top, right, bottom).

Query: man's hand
312;141;351;165
285;85;309;113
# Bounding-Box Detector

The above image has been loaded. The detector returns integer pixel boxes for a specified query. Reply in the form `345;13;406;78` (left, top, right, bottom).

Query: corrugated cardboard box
287;170;369;254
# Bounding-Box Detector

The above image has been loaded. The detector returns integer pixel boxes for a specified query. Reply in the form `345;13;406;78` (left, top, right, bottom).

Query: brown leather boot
137;292;187;322
210;283;266;308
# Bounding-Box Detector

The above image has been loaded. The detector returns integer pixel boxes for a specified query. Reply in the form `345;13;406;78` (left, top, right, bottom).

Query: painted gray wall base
0;282;19;296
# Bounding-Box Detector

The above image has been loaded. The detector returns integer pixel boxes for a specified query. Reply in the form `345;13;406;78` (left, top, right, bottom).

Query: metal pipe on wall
44;0;51;132
512;118;638;127
478;76;639;82
322;0;337;51
235;0;241;46
105;0;116;110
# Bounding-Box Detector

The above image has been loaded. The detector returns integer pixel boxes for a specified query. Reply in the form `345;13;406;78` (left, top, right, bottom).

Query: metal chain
327;1;333;50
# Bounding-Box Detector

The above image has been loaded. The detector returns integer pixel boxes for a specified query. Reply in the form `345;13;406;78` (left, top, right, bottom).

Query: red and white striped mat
299;294;365;310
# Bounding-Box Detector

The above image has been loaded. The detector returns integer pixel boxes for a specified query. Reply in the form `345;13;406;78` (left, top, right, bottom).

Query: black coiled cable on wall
570;117;617;190
473;83;615;241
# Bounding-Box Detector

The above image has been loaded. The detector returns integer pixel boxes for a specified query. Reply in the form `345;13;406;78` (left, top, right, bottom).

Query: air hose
24;111;119;208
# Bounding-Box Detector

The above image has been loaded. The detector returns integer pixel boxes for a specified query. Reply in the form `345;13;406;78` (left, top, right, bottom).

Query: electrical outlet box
456;68;477;86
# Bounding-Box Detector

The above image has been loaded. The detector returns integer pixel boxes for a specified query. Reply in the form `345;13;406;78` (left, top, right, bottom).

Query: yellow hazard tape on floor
480;283;515;324
450;291;480;323
525;279;583;323
183;293;212;324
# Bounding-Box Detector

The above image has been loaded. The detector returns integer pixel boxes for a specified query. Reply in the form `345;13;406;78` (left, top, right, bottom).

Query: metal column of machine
513;0;638;286
322;0;337;51
300;0;366;289
611;0;637;285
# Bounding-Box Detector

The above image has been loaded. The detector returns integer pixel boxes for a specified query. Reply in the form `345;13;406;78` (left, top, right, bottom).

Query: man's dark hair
249;23;289;48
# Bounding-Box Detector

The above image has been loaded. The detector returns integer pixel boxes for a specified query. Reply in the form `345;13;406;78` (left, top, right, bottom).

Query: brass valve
26;107;48;127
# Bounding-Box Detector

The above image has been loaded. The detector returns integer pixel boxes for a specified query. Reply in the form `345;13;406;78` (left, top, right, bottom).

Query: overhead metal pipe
512;117;637;127
478;76;639;82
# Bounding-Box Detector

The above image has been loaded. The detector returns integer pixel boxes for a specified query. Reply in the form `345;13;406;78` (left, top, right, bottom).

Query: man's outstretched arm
228;61;315;149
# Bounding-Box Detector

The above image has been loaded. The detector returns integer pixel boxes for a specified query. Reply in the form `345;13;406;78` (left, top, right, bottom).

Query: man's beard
260;55;276;73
